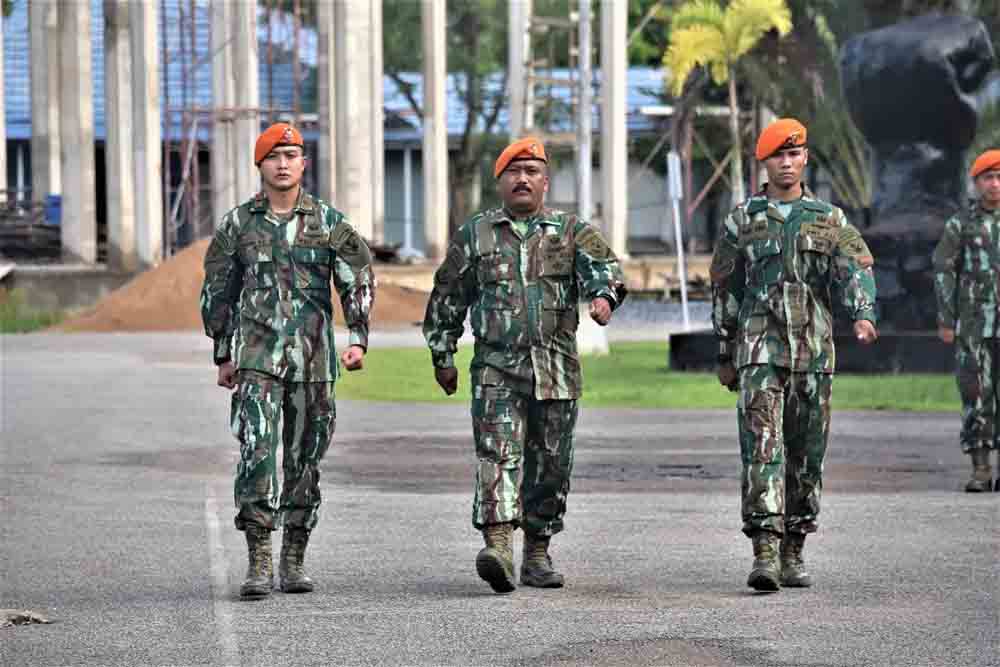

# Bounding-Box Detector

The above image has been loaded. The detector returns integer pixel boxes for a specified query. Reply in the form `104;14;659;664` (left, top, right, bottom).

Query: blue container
44;194;62;226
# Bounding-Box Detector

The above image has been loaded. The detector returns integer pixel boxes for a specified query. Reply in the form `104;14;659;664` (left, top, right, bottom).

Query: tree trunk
449;162;477;236
727;73;746;205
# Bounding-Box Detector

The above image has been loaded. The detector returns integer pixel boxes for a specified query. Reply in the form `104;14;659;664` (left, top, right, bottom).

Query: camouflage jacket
423;207;628;400
710;186;877;373
200;189;374;382
932;201;1000;339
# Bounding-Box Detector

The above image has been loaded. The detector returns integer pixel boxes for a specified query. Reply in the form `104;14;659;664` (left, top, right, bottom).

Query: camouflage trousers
470;381;578;537
956;336;999;453
230;370;336;532
737;365;832;537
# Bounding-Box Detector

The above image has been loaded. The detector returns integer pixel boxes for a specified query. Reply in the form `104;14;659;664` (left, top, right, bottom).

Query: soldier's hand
435;367;458;395
589;298;612;326
938;326;955;344
717;361;738;392
217;361;238;390
853;320;878;345
341;345;365;371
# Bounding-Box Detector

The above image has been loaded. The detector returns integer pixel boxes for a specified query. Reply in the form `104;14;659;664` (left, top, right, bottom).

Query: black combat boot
521;534;564;588
747;532;781;592
240;525;273;599
964;448;992;493
476;523;516;593
279;527;315;593
780;532;813;588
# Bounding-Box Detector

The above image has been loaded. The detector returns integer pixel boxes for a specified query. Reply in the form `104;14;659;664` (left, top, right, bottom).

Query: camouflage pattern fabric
955;337;999;452
932;202;1000;339
711;186;876;537
423;207;627;400
710;186;877;371
201;189;374;382
425;207;625;533
231;370;336;531
737;365;832;537
471;364;578;536
932;203;1000;453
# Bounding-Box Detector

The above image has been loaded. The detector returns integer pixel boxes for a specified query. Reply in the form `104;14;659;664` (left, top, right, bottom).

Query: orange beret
254;123;304;165
970;149;1000;178
494;137;547;178
755;118;808;161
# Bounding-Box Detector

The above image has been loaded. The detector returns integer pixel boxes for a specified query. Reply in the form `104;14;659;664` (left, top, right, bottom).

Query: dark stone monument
668;14;996;373
840;14;995;331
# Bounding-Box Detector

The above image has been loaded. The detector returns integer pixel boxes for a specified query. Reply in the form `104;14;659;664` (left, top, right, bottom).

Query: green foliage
663;0;792;96
336;341;959;411
971;97;1000;161
742;2;873;210
0;289;64;334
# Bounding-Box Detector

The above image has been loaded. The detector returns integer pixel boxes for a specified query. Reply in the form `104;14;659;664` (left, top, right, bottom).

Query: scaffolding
159;0;319;256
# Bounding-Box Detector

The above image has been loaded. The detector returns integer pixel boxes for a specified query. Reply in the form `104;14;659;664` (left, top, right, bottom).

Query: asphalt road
1;333;997;667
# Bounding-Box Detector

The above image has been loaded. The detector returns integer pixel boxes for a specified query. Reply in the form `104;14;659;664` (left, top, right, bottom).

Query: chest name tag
800;222;837;254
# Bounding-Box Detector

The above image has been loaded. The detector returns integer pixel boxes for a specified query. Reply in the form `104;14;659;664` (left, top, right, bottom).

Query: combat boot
964;448;992;493
521;534;564;588
747;532;781;592
476;523;516;593
279;527;315;594
240;525;273;599
780;532;813;588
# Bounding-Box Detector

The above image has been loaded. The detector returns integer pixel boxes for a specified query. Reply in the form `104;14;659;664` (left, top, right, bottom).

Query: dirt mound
57;238;429;332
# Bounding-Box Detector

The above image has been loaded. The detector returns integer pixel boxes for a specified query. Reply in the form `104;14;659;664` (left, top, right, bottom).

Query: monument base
669;329;954;374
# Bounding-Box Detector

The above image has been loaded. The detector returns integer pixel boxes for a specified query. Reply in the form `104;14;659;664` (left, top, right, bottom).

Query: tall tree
384;0;509;233
663;0;792;204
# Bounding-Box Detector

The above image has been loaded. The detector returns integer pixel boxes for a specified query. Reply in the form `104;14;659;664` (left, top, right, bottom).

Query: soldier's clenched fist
435;367;458;395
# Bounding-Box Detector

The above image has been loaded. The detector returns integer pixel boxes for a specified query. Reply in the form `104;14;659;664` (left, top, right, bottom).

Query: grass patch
338;341;960;412
0;288;64;333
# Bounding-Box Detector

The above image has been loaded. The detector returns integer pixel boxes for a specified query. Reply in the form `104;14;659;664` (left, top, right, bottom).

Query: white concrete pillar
507;0;531;138
0;11;7;205
232;0;260;202
370;0;384;243
600;0;628;258
334;1;374;240
211;0;237;222
422;0;449;259
30;0;61;201
576;0;593;221
103;0;138;271
131;0;163;266
316;0;337;205
58;0;97;263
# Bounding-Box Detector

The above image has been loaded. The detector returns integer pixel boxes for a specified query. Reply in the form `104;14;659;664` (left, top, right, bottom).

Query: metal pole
403;146;413;252
667;151;690;330
577;0;592;221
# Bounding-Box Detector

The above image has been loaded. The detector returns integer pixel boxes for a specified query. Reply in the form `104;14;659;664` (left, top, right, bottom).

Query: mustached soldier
423;137;627;593
933;149;1000;492
201;123;374;598
710;119;878;591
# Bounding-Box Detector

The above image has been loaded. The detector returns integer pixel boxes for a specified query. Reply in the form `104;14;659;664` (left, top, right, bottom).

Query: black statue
840;14;995;330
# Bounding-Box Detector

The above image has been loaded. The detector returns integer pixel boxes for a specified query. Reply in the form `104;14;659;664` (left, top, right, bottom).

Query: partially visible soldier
710;118;879;592
200;123;375;599
423;137;627;594
932;148;1000;493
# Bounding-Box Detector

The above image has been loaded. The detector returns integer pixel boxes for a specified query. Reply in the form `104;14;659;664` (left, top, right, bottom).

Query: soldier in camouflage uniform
423;137;627;593
200;123;375;599
710;119;878;592
932;148;1000;493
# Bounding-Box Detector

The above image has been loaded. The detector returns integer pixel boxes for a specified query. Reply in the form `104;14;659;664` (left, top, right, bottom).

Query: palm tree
663;0;792;204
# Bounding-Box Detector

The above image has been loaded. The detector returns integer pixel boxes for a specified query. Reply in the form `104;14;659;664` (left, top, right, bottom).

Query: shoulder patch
576;226;615;261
